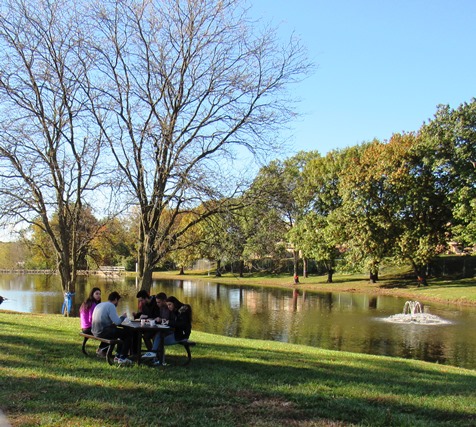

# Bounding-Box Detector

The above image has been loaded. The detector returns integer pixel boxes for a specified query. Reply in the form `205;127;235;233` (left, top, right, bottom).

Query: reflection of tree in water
368;297;378;309
399;327;447;364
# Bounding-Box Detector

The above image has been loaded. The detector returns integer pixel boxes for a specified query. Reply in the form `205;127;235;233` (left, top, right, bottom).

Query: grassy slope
149;269;476;306
1;311;475;427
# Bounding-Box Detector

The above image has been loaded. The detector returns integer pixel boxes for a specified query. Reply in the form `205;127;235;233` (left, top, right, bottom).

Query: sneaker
141;351;157;359
115;357;133;366
152;360;164;366
96;346;109;358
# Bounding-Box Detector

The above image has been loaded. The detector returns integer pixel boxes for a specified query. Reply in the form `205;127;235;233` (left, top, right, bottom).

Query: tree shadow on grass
1;318;476;426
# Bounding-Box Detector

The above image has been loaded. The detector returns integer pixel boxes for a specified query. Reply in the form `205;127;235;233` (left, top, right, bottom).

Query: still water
1;274;475;370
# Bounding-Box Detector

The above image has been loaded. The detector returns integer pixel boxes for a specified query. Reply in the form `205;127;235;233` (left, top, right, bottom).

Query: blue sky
252;0;476;155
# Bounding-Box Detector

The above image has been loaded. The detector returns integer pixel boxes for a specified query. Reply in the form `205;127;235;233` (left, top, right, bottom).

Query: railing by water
0;267;126;276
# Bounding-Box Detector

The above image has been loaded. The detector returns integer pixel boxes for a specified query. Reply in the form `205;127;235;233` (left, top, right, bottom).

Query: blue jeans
151;331;176;351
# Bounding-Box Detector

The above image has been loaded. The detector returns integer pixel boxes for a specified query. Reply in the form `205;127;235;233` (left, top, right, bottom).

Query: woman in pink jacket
80;287;101;334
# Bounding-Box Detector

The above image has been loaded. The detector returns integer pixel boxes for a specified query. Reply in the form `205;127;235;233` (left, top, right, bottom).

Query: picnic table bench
80;332;121;365
80;331;197;366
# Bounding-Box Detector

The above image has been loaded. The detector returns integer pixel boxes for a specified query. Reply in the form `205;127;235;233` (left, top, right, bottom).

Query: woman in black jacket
166;296;192;342
142;296;192;365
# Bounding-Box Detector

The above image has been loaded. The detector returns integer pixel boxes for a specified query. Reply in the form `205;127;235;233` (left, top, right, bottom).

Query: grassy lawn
149;269;476;306
1;311;475;426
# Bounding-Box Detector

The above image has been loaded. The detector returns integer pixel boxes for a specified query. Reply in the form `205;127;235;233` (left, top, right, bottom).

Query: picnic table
120;320;173;365
81;319;196;366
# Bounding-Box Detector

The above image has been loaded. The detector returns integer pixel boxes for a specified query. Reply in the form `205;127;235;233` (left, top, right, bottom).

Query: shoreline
151;270;476;307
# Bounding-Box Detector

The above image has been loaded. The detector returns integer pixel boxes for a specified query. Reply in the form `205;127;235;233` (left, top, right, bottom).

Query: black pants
84;328;108;350
96;326;132;358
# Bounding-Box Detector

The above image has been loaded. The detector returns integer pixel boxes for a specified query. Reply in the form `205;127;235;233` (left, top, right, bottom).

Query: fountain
403;300;422;316
383;300;451;325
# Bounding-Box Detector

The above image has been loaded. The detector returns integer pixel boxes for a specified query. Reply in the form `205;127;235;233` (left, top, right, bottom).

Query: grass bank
1;311;475;426
150;270;476;307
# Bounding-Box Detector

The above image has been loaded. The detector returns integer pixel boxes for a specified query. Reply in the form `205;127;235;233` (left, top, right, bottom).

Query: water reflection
1;274;476;370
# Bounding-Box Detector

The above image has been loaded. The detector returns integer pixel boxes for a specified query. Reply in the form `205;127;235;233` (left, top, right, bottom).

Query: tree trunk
137;232;156;292
412;261;428;287
369;271;378;283
326;268;334;283
215;259;222;277
239;260;244;278
303;258;308;278
293;249;299;277
179;266;185;275
139;268;154;292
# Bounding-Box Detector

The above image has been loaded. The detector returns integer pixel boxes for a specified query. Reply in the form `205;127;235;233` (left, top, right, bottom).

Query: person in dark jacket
153;292;171;323
141;296;192;365
132;290;160;319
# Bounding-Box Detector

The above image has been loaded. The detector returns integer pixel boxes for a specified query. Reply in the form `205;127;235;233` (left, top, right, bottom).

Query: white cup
149;319;155;327
140;319;146;326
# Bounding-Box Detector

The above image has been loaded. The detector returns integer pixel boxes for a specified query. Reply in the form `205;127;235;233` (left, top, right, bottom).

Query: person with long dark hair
79;287;101;334
141;296;192;365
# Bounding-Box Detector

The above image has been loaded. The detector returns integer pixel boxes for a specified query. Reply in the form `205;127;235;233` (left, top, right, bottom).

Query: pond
1;274;475;370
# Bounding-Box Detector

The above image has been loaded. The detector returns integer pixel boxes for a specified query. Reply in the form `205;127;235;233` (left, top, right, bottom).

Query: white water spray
383;301;451;325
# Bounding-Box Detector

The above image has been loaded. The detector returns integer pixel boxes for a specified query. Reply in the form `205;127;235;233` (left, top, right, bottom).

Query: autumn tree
381;132;452;285
88;217;135;269
0;241;27;270
85;0;311;291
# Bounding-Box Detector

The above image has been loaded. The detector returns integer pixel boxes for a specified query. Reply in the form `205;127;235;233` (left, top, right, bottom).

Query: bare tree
86;0;311;291
0;0;110;307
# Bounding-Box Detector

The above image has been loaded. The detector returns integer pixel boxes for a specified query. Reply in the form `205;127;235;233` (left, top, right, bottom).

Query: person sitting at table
132;290;160;320
141;295;192;365
138;292;171;350
80;287;106;356
153;292;171;323
92;291;133;366
79;287;101;335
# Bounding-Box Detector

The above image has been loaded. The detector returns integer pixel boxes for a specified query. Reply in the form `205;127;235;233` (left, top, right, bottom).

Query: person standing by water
92;291;133;365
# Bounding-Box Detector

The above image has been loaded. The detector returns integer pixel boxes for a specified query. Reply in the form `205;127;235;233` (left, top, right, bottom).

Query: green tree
250;152;319;277
384;132;452;285
421;100;476;249
334;141;397;282
291;149;353;282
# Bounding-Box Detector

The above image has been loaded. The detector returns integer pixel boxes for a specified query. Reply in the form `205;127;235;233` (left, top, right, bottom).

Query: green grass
1;311;475;426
